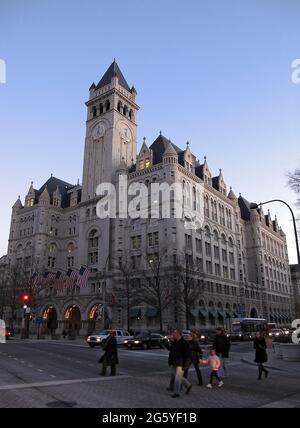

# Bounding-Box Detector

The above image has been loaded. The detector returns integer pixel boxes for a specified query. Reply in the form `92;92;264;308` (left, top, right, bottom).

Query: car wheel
89;344;95;348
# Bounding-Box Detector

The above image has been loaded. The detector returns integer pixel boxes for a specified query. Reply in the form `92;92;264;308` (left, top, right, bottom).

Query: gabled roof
96;60;131;92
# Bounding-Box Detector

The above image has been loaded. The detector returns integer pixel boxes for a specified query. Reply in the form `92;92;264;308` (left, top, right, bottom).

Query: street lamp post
250;199;300;318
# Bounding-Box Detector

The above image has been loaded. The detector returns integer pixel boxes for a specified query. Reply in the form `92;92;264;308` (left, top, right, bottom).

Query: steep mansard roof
37;176;76;208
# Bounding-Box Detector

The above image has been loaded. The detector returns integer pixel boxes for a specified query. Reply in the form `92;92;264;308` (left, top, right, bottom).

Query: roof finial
239;192;242;197
230;186;232;191
143;136;146;143
186;141;189;147
159;130;162;136
113;57;116;63
219;168;222;174
18;195;20;199
51;173;53;178
31;181;33;186
204;155;207;161
77;178;79;186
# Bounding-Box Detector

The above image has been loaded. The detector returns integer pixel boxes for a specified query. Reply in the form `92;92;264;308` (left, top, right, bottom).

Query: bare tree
287;166;300;206
136;251;174;333
174;255;204;330
112;254;137;333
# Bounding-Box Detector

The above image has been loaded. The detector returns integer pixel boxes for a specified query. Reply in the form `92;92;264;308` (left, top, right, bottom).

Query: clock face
92;123;105;140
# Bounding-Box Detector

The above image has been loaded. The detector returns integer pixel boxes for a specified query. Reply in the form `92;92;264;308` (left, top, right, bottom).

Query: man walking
213;327;230;377
167;329;192;398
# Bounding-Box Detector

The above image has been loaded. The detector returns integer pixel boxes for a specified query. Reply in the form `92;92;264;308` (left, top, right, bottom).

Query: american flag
77;266;90;288
42;272;50;287
47;272;56;287
54;271;65;290
30;272;39;289
66;269;78;288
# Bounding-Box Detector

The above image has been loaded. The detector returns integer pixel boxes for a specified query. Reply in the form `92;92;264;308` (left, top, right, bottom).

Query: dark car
198;329;216;344
125;332;166;350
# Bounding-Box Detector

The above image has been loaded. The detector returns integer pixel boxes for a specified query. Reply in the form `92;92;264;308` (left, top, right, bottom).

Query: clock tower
82;60;139;202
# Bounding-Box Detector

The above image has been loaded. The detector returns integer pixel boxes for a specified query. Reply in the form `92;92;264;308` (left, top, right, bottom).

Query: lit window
139;160;144;170
145;158;150;169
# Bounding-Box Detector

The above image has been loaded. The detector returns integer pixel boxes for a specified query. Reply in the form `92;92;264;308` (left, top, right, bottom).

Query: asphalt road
0;339;299;408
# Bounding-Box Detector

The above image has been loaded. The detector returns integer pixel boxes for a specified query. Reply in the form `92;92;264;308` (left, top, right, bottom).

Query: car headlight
87;338;91;341
201;336;205;339
96;338;101;342
239;334;242;337
276;333;279;336
134;340;140;344
124;340;128;344
268;333;272;337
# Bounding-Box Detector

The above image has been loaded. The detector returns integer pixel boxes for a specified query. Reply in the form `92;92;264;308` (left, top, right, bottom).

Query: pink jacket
202;355;221;371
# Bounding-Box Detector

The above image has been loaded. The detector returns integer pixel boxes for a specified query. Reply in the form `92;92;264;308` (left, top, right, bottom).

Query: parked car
198;329;216;344
125;332;167;350
87;329;133;348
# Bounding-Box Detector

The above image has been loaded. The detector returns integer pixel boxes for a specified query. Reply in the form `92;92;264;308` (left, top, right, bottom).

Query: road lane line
0;375;131;391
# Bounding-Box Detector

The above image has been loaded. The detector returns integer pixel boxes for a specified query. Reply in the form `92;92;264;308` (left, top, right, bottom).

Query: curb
241;358;285;372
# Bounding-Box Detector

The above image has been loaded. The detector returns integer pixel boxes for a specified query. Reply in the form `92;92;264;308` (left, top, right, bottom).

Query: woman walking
99;331;119;376
254;331;269;380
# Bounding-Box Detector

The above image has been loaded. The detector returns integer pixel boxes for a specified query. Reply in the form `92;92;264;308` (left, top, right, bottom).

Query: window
206;260;212;274
185;234;192;249
196;238;202;253
223;266;228;279
131;235;141;249
230;268;236;280
215;263;221;276
222;249;227;263
229;252;234;264
88;229;99;268
139;160;144;170
205;242;211;257
145;158;150;169
214;246;219;259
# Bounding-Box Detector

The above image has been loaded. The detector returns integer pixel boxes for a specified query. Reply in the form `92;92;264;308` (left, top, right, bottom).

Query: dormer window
27;198;34;208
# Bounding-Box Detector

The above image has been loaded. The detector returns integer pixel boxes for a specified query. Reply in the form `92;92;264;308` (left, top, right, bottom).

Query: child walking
200;349;223;389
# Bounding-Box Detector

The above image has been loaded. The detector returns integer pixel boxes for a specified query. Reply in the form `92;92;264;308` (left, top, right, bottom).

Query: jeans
101;357;116;376
220;357;228;377
209;371;221;384
184;362;203;385
169;366;191;394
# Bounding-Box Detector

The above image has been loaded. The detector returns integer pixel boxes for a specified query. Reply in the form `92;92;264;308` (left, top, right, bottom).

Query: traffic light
20;293;31;305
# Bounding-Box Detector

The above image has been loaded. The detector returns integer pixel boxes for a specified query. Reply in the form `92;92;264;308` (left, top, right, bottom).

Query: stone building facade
3;61;295;334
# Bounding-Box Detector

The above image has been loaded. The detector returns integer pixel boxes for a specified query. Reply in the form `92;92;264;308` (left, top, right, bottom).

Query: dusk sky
0;0;299;262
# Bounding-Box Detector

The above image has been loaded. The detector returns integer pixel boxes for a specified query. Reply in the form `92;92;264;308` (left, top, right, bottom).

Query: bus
230;318;269;341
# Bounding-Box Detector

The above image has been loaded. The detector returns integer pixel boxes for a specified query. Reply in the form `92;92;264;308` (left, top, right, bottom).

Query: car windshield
97;330;109;335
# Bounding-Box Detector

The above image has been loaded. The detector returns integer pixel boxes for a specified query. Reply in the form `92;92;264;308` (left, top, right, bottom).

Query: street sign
35;316;42;324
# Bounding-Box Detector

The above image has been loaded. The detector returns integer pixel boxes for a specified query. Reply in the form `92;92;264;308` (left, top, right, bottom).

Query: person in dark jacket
254;331;268;380
213;328;230;377
99;331;119;376
184;333;203;385
167;329;192;398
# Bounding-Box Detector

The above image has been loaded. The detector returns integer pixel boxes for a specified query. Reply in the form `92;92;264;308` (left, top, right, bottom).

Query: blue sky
0;0;299;262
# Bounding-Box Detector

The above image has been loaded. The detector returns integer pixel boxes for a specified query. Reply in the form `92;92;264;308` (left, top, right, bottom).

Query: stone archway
42;305;58;334
64;305;81;335
87;303;103;334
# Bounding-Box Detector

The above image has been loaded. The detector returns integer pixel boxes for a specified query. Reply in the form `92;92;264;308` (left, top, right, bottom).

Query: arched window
117;101;122;112
228;237;233;248
204;225;210;238
192;187;196;210
123;105;128;116
105;100;110;111
129;109;133;121
92;106;97;118
221;233;226;245
99;103;104;115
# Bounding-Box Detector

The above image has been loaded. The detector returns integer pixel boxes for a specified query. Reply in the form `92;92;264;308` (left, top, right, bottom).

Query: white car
87;329;133;348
